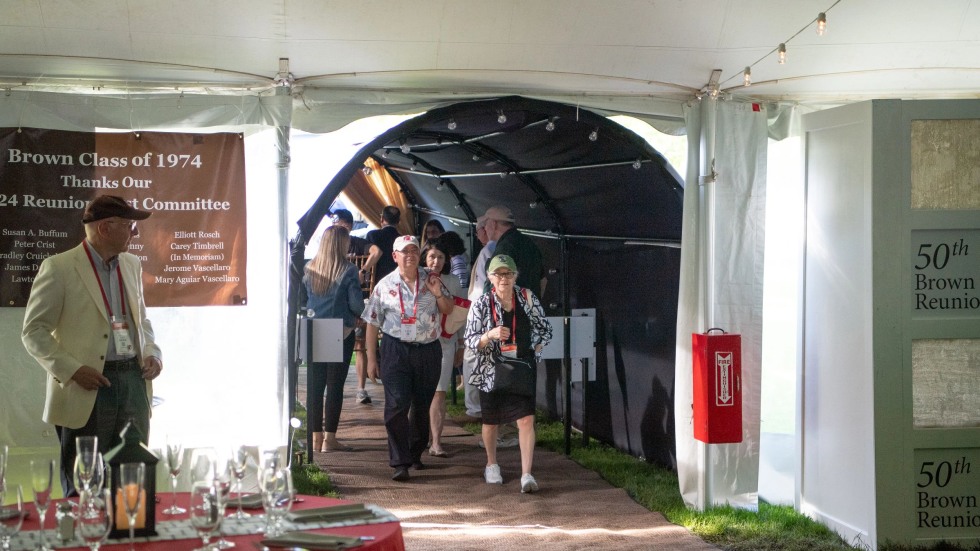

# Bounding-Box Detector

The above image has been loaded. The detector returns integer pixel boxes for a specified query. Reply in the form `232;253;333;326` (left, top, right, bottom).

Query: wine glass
163;438;186;515
118;462;145;551
0;484;24;551
73;436;99;494
229;446;251;520
188;481;221;551
30;459;54;551
260;467;293;537
76;488;112;551
212;460;235;549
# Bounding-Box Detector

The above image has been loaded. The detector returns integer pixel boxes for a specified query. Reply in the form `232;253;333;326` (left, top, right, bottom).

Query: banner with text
0;128;247;307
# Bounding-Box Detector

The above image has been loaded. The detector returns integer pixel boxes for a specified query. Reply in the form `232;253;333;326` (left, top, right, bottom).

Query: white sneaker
520;473;538;493
355;389;371;404
484;464;503;484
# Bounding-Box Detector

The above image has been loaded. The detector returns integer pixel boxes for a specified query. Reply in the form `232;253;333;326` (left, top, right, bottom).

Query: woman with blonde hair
302;225;364;452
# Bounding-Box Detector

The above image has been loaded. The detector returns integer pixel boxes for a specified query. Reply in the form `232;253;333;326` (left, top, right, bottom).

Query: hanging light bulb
777;43;787;64
380;150;389;159
588;128;599;142
743;66;752;87
632;159;642;170
472;154;481;162
400;143;411;154
497;110;507;124
436;180;446;192
447;118;457;130
816;12;826;36
361;166;372;176
454;203;462;210
410;161;417;171
529;200;539;209
499;171;508;178
545;117;556;132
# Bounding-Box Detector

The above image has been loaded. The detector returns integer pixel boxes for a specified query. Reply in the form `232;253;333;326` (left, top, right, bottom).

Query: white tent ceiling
2;0;979;104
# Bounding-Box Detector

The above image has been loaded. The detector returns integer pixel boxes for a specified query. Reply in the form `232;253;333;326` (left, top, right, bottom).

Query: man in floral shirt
363;235;453;481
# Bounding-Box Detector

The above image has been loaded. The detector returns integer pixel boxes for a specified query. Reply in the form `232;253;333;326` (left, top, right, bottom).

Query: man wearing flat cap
479;205;544;298
22;194;163;496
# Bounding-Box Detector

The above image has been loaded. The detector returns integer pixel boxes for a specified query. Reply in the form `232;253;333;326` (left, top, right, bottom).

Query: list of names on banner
0;128;247;307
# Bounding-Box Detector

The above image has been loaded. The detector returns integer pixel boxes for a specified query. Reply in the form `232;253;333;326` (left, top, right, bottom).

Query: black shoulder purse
491;357;536;397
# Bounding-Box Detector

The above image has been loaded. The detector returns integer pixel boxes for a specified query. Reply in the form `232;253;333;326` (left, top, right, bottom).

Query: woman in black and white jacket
464;254;552;493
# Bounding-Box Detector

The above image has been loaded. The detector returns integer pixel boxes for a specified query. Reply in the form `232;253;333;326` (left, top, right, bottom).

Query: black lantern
104;421;158;538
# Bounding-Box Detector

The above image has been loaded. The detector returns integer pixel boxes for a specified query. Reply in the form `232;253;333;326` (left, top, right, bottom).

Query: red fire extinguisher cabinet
692;329;743;443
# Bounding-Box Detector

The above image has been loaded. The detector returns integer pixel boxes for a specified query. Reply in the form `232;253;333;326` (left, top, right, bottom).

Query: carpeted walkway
299;366;718;551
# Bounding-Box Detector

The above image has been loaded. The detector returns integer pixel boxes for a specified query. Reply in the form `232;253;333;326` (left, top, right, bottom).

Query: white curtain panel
676;99;768;510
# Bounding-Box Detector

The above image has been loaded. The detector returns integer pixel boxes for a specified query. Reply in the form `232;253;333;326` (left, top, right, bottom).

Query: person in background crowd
464;254;552;493
480;205;544;298
420;239;464;458
22;194;163;496
365;205;402;279
362;235;454;482
331;208;376;404
459;219;496;422
419;219;445;251
437;231;470;291
301;225;364;452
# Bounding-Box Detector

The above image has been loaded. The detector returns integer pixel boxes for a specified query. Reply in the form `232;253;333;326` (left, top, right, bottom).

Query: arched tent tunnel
289;96;685;467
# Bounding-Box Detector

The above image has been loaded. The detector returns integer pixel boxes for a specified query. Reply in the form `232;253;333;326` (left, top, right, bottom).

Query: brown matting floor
299;366;718;551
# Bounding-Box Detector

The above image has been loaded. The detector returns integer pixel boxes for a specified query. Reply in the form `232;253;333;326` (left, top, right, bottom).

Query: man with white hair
479;205;544;298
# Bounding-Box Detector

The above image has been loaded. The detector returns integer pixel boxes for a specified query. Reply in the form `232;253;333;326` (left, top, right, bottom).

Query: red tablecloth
20;493;405;551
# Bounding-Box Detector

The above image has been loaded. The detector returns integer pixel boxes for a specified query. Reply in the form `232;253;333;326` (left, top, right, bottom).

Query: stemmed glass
0;484;24;551
163;438;186;515
188;450;220;551
73;436;99;494
212;460;235;549
76;488;112;551
29;459;54;551
188;481;220;551
260;466;293;537
118;462;145;551
229;446;251;519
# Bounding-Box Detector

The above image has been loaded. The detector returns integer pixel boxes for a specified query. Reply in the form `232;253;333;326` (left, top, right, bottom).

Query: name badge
400;316;418;342
110;316;134;353
500;343;518;358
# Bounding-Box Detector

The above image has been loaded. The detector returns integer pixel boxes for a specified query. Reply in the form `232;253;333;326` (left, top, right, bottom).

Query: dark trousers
307;332;355;432
380;335;441;468
56;357;150;497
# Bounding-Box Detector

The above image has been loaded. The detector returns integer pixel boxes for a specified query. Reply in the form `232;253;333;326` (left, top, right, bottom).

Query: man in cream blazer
22;195;163;496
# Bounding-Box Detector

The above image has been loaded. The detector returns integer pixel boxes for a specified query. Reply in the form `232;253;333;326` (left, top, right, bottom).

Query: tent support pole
697;95;719;511
561;237;572;455
274;84;296;455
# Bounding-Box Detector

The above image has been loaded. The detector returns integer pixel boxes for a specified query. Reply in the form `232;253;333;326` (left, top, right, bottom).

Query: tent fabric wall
0;91;291;132
676;99;768;510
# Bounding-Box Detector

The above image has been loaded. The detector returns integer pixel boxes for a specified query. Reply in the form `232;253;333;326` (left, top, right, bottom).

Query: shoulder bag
491;357;536;397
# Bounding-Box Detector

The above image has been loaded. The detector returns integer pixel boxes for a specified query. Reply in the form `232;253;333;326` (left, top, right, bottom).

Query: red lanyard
82;241;127;317
489;289;517;344
397;271;420;319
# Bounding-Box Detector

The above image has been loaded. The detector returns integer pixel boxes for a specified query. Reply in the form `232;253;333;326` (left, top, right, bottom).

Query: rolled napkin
260;530;363;550
225;493;264;509
286;503;376;523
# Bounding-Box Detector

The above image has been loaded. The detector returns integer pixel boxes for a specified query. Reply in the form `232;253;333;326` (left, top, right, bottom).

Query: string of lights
720;0;842;90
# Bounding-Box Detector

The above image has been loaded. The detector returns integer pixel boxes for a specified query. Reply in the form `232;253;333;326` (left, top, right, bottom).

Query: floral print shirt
362;267;447;344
